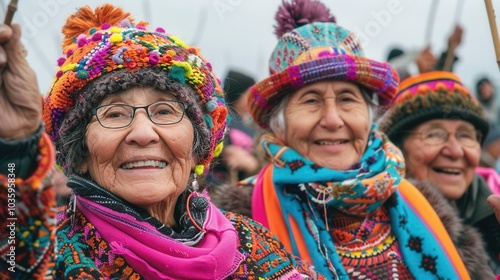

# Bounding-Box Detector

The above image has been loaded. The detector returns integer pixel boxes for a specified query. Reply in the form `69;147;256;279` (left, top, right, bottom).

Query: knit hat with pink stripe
379;71;489;146
247;0;399;129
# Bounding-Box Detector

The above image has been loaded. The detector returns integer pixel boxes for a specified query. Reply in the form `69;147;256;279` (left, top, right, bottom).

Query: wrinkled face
282;80;371;170
82;87;195;209
402;119;481;200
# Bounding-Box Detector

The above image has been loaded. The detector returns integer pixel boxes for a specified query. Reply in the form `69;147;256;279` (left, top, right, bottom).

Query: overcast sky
9;0;500;95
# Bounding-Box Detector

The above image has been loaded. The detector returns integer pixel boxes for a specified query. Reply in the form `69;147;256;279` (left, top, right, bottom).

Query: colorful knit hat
379;71;489;145
247;0;399;129
42;5;227;174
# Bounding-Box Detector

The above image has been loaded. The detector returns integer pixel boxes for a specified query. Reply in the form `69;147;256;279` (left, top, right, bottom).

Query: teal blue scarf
252;128;467;279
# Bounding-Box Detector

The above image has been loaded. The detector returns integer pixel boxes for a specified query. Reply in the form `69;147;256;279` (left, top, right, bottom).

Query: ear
190;153;199;170
274;127;286;143
78;159;89;174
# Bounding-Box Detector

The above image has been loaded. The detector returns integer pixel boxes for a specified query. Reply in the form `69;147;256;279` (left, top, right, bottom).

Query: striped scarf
251;129;469;279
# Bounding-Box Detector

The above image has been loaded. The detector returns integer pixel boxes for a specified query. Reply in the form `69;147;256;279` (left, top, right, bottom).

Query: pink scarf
476;166;500;195
77;193;244;279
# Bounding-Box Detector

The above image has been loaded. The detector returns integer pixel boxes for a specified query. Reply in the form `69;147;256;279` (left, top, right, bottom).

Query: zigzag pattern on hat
42;5;227;171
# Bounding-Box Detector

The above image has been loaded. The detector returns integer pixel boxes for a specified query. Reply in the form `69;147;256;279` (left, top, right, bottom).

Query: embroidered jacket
0;132;325;279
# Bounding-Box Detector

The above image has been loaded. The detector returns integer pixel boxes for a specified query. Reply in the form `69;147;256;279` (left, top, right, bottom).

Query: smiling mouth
433;168;461;175
316;140;348;145
121;160;167;169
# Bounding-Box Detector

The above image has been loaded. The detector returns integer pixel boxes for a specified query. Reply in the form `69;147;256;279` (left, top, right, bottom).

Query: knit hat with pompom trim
247;0;399;129
42;4;227;174
379;71;489;146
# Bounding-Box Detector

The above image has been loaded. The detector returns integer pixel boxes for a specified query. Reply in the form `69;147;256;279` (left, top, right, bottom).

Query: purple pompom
274;0;336;38
57;57;66;67
92;32;103;41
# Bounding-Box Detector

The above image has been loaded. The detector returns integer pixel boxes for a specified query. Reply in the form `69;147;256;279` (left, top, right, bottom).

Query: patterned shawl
251;129;469;279
64;176;244;279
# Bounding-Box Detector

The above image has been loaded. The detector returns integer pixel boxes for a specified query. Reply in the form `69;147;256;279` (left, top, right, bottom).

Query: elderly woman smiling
0;5;324;279
273;80;372;171
80;88;196;221
211;0;471;279
379;71;500;276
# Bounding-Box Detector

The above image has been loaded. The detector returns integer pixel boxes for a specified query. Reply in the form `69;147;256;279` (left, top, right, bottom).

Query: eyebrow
99;92;178;106
296;85;361;96
423;121;475;131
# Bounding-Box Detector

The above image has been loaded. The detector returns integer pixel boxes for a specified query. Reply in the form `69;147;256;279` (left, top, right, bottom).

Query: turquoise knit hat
247;0;399;129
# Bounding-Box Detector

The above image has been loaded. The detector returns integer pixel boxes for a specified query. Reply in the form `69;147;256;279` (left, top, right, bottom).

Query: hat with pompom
42;4;227;174
247;0;399;129
379;71;489;146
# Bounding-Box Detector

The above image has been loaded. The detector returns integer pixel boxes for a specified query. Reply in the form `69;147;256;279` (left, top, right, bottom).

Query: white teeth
121;160;167;169
443;168;460;172
437;168;461;174
318;141;344;145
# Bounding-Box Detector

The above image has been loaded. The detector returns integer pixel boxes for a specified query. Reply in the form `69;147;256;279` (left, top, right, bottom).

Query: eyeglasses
91;100;187;129
406;127;482;147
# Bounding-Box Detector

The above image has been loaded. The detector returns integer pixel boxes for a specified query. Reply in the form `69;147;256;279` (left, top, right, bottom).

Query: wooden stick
3;0;18;26
443;0;466;72
425;0;439;47
443;45;456;72
485;0;500;70
0;0;18;74
454;0;465;25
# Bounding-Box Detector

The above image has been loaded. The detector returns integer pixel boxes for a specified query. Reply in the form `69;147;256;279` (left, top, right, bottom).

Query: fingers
0;24;13;69
448;25;463;49
416;47;437;73
0;24;13;43
453;25;463;35
5;24;25;59
422;46;432;52
487;195;500;224
0;45;6;66
2;24;33;77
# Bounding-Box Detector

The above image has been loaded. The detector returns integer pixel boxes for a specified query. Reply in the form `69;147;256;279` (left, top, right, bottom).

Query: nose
319;100;344;129
124;110;160;146
440;134;464;159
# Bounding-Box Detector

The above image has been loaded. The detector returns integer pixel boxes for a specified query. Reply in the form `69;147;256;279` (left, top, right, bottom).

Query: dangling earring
186;171;207;232
191;172;199;193
66;193;77;227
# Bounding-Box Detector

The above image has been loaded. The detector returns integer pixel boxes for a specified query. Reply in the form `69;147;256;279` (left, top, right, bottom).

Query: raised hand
487;195;500;224
447;25;463;51
0;24;41;140
416;46;437;74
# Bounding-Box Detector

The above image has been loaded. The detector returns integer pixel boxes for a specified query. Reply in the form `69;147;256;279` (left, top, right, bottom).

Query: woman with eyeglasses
379;71;500;276
0;5;325;279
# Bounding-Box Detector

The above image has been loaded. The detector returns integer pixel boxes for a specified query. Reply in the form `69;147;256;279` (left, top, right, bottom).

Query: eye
338;96;355;102
153;103;182;115
304;97;319;104
149;102;185;124
337;91;359;103
299;93;321;104
456;131;476;140
157;108;173;115
100;105;130;119
423;128;446;139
